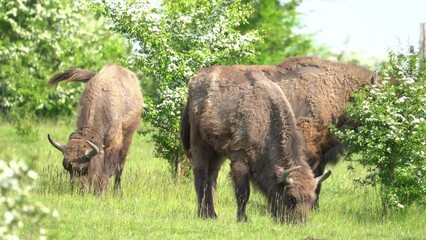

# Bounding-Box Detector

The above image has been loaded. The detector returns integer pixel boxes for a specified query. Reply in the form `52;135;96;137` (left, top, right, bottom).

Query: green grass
1;122;425;239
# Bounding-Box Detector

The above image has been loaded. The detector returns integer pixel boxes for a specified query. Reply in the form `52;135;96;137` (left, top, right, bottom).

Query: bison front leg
313;143;344;209
231;161;251;222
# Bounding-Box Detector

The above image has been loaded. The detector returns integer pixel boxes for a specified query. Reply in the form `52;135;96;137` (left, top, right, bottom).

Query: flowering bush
91;0;260;175
0;0;128;140
332;51;426;212
0;160;58;239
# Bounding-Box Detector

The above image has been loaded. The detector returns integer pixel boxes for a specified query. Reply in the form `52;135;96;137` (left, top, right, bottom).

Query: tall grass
1;122;424;239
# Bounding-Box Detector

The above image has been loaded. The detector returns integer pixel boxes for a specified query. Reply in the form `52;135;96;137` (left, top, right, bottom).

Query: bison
47;64;143;193
272;57;375;207
195;56;375;208
181;66;331;223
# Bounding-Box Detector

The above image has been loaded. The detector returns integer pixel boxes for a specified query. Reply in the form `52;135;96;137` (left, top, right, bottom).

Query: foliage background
91;0;262;175
0;0;129;140
332;52;426;212
91;0;327;175
239;0;329;65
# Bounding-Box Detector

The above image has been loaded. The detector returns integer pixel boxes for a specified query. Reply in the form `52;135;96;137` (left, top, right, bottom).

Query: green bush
0;0;128;139
332;51;426;213
0;160;58;239
239;0;329;65
91;0;260;175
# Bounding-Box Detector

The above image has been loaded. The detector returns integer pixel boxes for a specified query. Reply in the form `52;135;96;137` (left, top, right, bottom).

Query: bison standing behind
181;66;330;223
47;64;143;193
273;57;375;206
230;56;375;207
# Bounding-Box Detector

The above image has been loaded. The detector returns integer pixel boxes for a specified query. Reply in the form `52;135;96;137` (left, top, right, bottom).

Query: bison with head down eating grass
48;64;143;194
181;65;330;223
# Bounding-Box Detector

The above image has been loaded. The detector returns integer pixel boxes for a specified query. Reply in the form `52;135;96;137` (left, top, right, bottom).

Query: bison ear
275;165;285;182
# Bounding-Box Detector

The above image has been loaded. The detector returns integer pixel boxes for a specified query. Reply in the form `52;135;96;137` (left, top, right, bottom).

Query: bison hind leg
192;146;223;219
114;126;138;193
230;160;251;222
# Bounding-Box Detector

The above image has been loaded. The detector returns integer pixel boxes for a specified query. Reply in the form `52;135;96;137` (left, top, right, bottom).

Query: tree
91;0;260;175
332;51;426;214
0;0;128;140
239;0;328;65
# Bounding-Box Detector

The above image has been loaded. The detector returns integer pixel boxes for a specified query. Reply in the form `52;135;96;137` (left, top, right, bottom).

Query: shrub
0;160;58;239
0;0;128;140
332;51;426;213
91;0;260;175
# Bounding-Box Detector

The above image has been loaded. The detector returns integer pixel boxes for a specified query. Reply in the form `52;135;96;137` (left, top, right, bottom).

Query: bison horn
276;165;301;185
282;166;301;184
47;134;66;153
315;170;332;185
85;140;99;159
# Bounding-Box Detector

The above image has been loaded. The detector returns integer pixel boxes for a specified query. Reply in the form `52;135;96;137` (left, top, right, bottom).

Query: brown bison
192;56;375;208
181;66;331;223
47;64;143;193
272;57;375;207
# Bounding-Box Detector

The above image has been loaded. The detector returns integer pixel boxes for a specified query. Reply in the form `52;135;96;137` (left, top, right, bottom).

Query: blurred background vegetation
0;0;129;141
0;0;333;130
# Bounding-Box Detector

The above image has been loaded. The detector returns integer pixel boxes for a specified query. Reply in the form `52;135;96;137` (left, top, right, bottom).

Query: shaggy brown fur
181;66;330;223
266;56;374;207
47;64;143;193
189;56;374;208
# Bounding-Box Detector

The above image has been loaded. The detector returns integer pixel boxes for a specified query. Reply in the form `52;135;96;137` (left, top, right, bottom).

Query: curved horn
85;140;99;159
276;165;301;184
283;166;301;184
315;170;332;185
47;134;66;153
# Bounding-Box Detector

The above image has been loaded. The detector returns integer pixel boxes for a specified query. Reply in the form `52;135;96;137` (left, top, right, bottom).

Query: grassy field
1;122;425;240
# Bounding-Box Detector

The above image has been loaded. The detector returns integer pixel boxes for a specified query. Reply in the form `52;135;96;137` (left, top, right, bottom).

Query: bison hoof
198;210;217;219
237;214;248;222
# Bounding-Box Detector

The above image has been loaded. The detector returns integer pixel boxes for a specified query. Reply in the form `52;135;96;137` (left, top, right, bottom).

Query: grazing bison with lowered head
47;64;143;193
274;57;375;207
203;56;375;208
181;66;331;223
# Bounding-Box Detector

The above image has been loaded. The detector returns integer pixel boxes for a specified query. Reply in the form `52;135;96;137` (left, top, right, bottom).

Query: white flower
4;211;14;224
27;170;38;179
396;96;406;103
179;15;192;24
404;77;415;84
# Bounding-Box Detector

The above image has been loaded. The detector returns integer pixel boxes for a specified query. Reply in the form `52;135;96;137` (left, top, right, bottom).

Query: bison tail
48;69;96;87
180;102;191;159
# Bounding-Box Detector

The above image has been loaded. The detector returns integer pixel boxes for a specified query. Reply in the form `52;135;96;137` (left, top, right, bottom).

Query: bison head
47;132;100;181
273;165;331;224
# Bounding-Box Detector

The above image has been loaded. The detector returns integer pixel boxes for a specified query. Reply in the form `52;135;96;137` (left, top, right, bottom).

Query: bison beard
47;64;143;193
181;66;331;223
